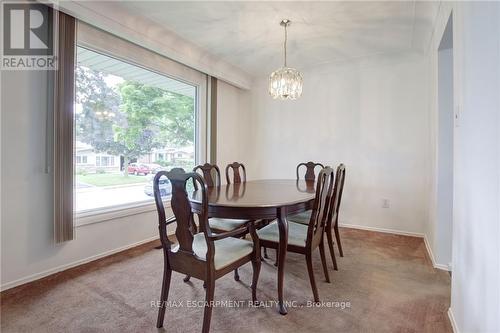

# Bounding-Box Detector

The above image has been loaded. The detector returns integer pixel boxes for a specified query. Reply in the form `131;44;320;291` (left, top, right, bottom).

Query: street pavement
76;183;153;212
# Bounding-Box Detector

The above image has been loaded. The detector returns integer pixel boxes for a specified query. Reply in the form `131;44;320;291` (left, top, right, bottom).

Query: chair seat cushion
174;233;254;270
209;218;248;231
257;221;308;247
287;210;312;225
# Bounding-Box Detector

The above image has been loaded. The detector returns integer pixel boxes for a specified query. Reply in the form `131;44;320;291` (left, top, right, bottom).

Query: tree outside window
74;47;196;212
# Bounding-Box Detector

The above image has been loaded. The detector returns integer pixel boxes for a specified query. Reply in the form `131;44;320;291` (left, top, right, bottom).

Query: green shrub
157;160;173;167
76;168;88;176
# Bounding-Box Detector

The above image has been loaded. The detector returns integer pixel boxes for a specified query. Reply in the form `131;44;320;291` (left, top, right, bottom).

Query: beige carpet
0;228;452;333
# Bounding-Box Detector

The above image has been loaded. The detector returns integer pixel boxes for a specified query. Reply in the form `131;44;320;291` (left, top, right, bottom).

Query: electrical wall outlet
382;199;390;208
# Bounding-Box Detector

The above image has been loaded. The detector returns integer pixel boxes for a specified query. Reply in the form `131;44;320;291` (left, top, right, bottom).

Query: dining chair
289;164;346;270
225;162;271;266
257;166;335;302
225;161;246;184
194;163;249;281
275;161;323;262
154;168;261;333
225;162;272;260
296;161;325;181
194;163;249;235
287;161;324;220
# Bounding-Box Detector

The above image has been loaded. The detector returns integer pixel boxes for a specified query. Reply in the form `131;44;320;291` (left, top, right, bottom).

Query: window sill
75;200;170;227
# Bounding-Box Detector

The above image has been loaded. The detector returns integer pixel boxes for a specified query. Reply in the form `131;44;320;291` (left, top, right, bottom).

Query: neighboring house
75;141;120;173
76;142;194;173
138;146;194;164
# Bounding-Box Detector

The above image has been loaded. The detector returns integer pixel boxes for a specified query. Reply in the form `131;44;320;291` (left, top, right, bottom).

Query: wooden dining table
189;179;316;315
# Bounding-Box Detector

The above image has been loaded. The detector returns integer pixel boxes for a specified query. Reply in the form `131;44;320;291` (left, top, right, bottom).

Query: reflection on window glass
74;46;196;212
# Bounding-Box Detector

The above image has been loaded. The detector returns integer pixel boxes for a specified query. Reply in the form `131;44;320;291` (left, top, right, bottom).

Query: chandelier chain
283;24;288;67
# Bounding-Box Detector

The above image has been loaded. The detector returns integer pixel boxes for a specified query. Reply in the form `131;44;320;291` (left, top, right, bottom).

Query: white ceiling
103;1;439;76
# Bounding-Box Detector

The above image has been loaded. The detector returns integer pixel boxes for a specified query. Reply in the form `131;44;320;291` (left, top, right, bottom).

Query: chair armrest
207;225;249;241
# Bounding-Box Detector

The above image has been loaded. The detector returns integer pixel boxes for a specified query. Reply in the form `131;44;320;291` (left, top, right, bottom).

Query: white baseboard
339;222;425;238
0;236;159;292
448;307;459;333
340;223;450;272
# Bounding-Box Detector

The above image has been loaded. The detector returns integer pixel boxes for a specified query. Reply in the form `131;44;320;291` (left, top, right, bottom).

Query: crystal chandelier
269;19;303;100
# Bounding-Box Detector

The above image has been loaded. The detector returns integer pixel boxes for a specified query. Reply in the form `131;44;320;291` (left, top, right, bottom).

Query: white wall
436;44;454;268
245;53;430;235
451;3;500;332
427;2;500;332
216;80;252;176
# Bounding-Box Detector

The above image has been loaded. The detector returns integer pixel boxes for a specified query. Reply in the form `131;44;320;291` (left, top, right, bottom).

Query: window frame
74;22;208;225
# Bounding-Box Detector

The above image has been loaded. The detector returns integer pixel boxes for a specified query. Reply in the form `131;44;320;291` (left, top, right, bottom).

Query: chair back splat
154;168;209;257
327;164;346;229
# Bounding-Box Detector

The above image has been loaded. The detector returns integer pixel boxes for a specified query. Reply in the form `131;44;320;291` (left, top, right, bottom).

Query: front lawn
76;173;149;187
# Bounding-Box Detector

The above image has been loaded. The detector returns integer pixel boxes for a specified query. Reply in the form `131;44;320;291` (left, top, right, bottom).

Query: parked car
144;176;172;197
128;163;151;175
145;163;162;174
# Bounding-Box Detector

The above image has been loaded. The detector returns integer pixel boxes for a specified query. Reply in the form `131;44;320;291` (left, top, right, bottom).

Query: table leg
276;207;289;315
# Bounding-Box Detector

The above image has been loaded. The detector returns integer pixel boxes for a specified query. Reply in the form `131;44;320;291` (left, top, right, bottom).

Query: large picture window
74;46;198;213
